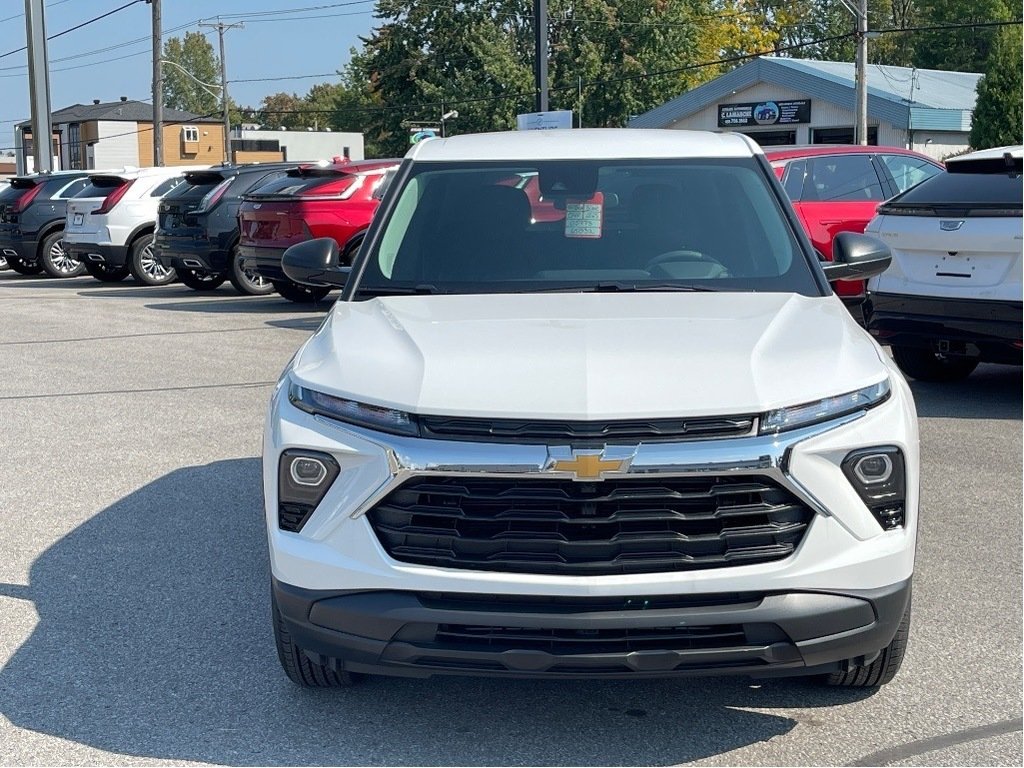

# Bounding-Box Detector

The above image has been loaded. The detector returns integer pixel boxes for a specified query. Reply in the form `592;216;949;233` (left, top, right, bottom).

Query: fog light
853;453;893;484
841;447;907;530
278;449;340;532
290;456;328;487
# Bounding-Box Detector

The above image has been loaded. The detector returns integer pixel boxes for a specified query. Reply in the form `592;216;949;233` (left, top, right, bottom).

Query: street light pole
151;0;163;166
533;0;548;112
200;20;243;164
855;0;868;145
24;0;53;173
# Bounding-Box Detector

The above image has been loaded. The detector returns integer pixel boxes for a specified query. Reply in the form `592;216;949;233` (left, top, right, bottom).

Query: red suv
237;159;398;302
765;146;942;308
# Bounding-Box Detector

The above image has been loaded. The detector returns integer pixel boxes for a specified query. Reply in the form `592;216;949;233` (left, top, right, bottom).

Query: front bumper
866;292;1024;364
64;241;130;268
274;577;912;679
237;244;286;282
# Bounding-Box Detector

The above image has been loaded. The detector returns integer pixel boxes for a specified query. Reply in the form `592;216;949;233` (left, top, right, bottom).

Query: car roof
763;145;937;162
89;165;211;181
946;145;1023;163
407;129;760;162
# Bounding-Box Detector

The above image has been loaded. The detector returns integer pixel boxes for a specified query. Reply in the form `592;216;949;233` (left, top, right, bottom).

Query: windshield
353;158;820;297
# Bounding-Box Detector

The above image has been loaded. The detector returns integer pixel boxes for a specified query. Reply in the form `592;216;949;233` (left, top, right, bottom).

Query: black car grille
417;414;755;443
367;476;813;575
433;623;747;655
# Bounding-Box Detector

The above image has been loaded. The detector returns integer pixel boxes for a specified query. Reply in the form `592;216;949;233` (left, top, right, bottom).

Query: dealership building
629;57;981;160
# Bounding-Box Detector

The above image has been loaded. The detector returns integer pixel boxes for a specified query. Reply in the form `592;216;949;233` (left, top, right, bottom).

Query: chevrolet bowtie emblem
552;453;627;480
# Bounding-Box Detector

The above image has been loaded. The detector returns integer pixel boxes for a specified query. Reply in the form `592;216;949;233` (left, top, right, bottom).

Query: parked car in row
64;165;207;285
153;162;299;295
767;146;943;311
237;158;397;302
0;170;95;277
865;145;1023;381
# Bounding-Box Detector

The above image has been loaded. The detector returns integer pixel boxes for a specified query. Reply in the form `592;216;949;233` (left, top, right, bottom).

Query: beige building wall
137;123;226;167
233;150;286;164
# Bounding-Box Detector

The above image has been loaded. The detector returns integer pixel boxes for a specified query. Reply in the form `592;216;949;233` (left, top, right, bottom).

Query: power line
0;0;147;60
0;0;75;25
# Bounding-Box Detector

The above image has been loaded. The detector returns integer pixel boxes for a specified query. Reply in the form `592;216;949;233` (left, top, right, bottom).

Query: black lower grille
434;623;747;654
367;475;813;575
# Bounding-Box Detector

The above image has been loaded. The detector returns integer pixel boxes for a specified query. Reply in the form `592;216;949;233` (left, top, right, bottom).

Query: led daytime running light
289;382;416;435
760;379;891;434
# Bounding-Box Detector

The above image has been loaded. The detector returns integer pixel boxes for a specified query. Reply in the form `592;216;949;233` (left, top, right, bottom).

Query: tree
969;25;1023;149
255;92;308;129
162;32;222;116
913;0;1013;73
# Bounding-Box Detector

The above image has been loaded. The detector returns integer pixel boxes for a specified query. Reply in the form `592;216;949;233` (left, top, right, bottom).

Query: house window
182;126;199;142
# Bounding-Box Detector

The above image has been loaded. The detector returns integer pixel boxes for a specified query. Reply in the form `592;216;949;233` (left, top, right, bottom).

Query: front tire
825;601;910;688
6;254;42;275
129;234;176;286
271;279;331;304
892;345;978;382
229;248;275;296
38;231;85;278
272;593;360;687
83;260;130;282
178;268;226;291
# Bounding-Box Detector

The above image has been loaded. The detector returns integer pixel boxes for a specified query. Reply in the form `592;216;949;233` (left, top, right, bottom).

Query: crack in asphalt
848;717;1024;766
0;381;277;401
0;327;273;346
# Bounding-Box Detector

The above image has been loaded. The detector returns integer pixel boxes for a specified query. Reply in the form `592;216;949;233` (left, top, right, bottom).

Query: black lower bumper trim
155;238;228;273
0;232;38;263
65;242;129;268
273;578;911;680
237;244;286;281
866;292;1023;364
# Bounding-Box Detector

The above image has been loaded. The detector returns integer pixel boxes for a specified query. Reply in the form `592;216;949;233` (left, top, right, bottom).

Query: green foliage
969;26;1023;149
913;0;1013;72
162;32;221;116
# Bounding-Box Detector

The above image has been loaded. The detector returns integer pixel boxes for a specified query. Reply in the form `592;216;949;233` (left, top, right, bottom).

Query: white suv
64;165;208;285
865;146;1023;381
265;130;918;689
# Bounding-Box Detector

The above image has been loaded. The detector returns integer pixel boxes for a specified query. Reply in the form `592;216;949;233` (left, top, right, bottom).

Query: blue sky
0;0;380;152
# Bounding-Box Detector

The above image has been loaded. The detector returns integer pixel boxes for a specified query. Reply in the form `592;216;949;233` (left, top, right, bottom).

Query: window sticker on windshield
564;192;604;238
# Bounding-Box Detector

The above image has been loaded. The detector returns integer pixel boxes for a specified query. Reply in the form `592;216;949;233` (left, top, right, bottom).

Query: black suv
154;163;296;294
0;171;93;277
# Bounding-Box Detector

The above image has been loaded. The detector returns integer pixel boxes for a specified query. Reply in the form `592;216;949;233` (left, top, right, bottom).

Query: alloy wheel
48;238;81;275
139;242;171;281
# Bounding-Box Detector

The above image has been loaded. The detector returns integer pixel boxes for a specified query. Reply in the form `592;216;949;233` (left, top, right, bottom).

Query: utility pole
24;0;53;173
150;0;163;166
855;0;868;145
200;20;243;164
533;0;548;112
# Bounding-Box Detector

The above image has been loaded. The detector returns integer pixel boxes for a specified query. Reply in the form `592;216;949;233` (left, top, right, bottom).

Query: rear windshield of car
75;176;128;199
881;170;1022;214
354;158;822;298
166;173;227;201
245;170;353;198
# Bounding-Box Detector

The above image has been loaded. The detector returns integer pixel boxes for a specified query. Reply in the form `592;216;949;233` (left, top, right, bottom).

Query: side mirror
282;238;349;288
822;232;892;282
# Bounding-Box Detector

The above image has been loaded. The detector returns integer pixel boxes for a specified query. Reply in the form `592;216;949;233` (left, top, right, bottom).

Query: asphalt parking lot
0;272;1021;767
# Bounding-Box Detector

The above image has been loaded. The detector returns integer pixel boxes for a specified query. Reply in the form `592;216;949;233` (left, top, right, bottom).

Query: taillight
94;179;135;215
10;183;42;214
196;178;231;212
298;176;357;198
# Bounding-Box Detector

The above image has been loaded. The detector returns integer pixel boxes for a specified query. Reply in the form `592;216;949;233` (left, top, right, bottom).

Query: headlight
278;449;340;532
760;379;891;434
841;446;906;530
288;381;417;436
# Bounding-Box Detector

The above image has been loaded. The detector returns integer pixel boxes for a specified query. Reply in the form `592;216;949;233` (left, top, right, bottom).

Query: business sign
409;127;440;144
718;99;811;128
517;110;574;131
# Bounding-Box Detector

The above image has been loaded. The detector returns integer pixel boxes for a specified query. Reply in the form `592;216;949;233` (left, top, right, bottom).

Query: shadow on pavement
0;459;873;765
910;364;1022;421
146;296;332;315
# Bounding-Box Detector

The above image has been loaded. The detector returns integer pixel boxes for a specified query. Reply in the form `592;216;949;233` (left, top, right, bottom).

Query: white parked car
64;165;208;285
265;129;918;689
865;146;1023;381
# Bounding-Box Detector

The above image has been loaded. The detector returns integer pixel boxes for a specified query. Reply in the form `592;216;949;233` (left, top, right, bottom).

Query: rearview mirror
282;238;349;288
822;232;892;282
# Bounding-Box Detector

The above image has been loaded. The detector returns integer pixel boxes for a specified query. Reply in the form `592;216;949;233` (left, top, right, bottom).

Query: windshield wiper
361;284;446;296
531;282;720;293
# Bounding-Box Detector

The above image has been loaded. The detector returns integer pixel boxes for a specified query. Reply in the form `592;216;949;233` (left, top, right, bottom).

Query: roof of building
629;57;982;133
408;128;759;162
17;100;221;128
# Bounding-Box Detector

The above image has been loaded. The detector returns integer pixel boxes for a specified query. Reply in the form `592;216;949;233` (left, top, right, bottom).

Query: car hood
291;292;888;419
